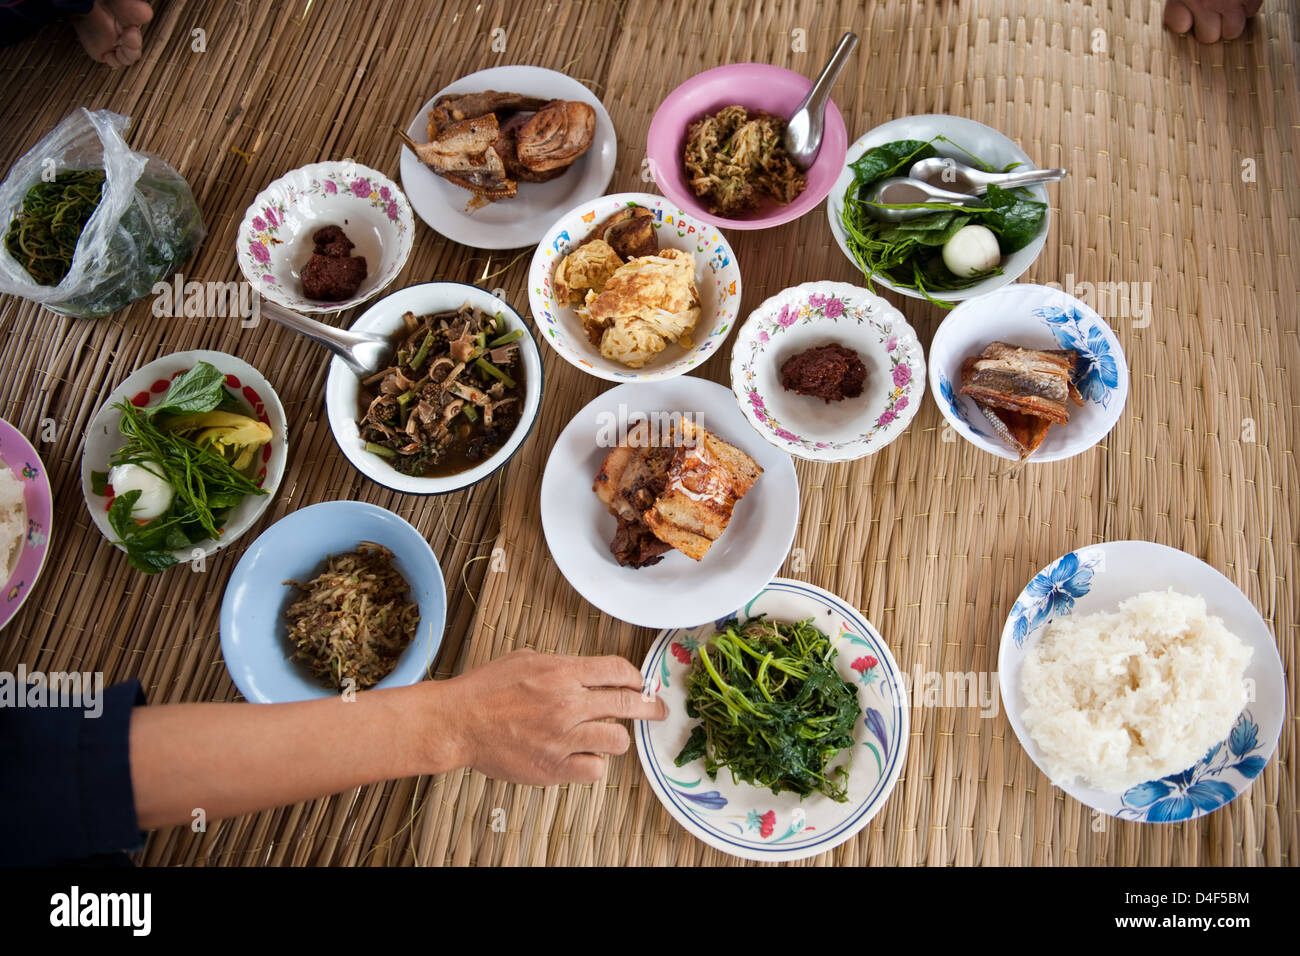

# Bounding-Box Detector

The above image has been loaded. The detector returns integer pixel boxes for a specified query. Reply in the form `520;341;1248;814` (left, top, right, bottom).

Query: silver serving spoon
862;167;1068;222
908;157;1068;196
259;298;392;377
783;31;858;169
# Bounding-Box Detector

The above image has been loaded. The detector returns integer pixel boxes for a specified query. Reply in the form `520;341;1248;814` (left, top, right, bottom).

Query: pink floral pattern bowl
730;282;925;461
236;161;413;314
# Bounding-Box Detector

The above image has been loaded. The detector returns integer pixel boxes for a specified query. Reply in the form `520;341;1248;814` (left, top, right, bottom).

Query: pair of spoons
864;158;1068;222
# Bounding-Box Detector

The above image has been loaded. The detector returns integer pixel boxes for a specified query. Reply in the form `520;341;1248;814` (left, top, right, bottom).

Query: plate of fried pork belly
540;376;798;629
928;283;1129;463
398;66;617;249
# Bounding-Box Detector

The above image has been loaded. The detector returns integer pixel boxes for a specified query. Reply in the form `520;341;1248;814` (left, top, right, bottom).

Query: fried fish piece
517;100;596;172
427;91;549;138
959;341;1079;425
411;113;516;200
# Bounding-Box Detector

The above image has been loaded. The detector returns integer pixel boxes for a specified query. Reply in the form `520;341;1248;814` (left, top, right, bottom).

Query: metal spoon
783;31;858;169
860;177;983;222
259;298;392;377
908;157;1068;196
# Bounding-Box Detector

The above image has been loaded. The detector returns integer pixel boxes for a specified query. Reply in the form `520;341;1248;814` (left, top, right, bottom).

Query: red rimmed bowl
646;63;848;231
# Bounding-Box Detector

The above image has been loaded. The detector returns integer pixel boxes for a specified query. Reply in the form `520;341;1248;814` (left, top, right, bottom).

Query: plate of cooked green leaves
828;114;1053;307
635;578;908;861
81;350;287;573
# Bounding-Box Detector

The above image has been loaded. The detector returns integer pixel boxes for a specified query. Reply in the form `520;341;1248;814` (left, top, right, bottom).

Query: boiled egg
941;224;1002;277
107;462;173;520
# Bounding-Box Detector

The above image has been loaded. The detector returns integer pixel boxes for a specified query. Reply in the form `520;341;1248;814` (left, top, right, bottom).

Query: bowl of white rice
0;417;53;630
998;541;1285;823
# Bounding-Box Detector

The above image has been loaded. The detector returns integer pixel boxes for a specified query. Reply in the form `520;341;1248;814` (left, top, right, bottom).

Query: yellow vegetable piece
164;411;272;472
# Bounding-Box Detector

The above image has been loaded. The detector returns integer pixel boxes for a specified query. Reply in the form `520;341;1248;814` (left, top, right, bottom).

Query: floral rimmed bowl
635;578;909;862
528;192;741;383
80;350;289;568
998;541;1285;823
237;161;414;314
730;282;925;461
929;283;1129;462
0;419;53;630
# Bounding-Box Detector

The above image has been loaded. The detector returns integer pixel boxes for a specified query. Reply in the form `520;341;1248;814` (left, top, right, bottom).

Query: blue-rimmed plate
999;541;1285;823
635;578;908;862
220;500;447;703
928;283;1128;462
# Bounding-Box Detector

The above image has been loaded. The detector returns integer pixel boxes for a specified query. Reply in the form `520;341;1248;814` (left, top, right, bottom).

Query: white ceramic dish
323;282;543;495
399;65;617;249
539;377;797;629
730;281;925;461
636;577;909;861
237;161;414;313
81;350;288;567
999;541;1285;822
529;192;742;383
928;283;1128;462
827;114;1052;303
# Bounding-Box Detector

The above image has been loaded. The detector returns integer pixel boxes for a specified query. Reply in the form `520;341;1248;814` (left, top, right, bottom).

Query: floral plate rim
0;419;53;631
730;281;925;461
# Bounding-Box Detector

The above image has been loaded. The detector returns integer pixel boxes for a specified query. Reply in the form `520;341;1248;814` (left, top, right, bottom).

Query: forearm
128;681;467;830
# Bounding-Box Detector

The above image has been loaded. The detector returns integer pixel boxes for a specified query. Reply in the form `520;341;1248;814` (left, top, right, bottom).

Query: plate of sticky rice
0;418;53;630
999;541;1285;823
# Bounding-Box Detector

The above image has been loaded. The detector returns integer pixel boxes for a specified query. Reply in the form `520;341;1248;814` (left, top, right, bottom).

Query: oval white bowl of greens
828;114;1052;307
81;351;288;573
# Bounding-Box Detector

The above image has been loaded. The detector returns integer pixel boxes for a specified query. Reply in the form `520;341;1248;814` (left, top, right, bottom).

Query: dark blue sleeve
0;678;146;866
0;0;96;47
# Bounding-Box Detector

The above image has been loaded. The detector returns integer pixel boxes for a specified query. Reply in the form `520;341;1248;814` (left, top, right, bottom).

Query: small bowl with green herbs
828;114;1052;307
81;351;288;573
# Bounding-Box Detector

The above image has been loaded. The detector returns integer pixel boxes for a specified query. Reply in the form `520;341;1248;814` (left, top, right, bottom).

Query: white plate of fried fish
398;65;617;249
928;283;1128;462
540;377;798;629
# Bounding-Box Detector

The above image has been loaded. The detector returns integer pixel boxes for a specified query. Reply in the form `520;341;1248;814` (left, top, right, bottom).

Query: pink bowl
646;63;848;231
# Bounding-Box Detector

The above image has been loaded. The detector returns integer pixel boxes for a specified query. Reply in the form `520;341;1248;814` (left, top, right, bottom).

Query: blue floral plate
635;578;908;861
998;541;1285;823
928;283;1128;462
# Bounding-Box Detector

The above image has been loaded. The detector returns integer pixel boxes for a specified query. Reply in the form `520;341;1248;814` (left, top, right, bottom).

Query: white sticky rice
0;464;25;580
1020;589;1252;792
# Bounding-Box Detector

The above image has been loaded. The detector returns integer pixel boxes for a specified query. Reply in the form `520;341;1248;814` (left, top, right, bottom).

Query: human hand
1164;0;1262;43
441;649;668;786
74;0;154;68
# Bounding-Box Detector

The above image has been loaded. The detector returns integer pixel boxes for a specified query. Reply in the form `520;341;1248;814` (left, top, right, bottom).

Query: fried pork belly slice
958;341;1078;425
427;91;549;138
593;422;676;567
517;101;597;172
642;420;762;561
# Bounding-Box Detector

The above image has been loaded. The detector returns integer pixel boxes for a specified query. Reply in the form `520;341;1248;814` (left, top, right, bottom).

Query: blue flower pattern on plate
1007;548;1104;646
1119;712;1267;823
1036;305;1120;407
938;372;989;438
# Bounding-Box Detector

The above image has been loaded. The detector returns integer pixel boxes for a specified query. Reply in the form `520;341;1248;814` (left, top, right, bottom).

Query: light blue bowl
220;500;446;703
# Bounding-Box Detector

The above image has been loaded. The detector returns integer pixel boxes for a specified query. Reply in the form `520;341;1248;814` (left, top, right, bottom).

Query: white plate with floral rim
929;283;1128;462
730;282;925;461
81;350;289;569
999;541;1285;823
0;419;53;630
528;192;742;383
237;161;414;314
399;65;617;249
636;577;908;862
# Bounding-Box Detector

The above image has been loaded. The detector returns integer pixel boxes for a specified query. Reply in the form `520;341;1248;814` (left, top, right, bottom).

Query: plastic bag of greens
0;108;205;318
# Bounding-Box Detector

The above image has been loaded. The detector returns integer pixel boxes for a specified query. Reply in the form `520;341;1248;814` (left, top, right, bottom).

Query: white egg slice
108;462;174;520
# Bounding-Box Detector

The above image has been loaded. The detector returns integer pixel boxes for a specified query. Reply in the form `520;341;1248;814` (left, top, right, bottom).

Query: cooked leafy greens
94;361;267;573
839;134;1047;307
673;617;861;802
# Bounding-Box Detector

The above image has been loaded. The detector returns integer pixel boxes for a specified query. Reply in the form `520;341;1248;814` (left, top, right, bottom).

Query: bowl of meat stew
324;282;543;494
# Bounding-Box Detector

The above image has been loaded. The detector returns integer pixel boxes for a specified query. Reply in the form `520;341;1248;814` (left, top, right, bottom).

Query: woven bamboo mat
0;0;1295;866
